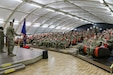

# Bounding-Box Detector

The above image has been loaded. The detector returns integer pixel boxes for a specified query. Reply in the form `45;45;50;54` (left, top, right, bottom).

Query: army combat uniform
6;22;18;56
0;27;5;53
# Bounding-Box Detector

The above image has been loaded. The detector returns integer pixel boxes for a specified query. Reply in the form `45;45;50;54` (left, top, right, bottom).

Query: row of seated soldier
30;31;84;49
14;28;113;58
77;28;113;58
15;31;84;49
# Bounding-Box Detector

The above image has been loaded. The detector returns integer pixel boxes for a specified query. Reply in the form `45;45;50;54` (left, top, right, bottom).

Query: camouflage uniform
90;38;102;55
0;27;5;53
6;22;18;56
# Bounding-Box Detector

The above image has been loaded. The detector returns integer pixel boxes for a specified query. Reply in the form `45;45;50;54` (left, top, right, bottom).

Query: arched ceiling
0;0;113;34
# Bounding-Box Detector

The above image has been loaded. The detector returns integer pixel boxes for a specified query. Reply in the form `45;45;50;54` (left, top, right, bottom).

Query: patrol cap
10;22;13;26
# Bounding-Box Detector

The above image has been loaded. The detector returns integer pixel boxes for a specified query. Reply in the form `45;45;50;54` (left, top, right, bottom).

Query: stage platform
0;46;44;75
0;46;43;65
32;45;113;73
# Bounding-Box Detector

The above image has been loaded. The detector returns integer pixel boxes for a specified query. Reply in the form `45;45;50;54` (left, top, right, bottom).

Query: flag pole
21;18;26;46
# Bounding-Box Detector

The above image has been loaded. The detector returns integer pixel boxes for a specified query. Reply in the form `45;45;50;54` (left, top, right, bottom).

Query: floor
8;50;111;75
0;46;42;64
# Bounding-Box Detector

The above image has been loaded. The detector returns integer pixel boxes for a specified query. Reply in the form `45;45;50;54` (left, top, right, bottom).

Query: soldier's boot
0;50;6;53
8;53;16;56
8;45;16;56
0;46;6;53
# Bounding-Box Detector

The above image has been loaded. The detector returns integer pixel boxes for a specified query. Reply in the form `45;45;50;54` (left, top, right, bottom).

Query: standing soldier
0;27;5;53
6;22;19;56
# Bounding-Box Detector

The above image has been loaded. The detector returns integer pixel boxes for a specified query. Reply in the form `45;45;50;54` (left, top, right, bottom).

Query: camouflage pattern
6;22;18;56
0;28;4;52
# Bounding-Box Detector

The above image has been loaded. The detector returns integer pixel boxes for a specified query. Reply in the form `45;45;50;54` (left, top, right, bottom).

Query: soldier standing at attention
6;22;19;56
0;27;5;53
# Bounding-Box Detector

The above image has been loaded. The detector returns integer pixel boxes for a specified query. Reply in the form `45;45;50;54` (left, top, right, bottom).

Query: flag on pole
21;18;26;45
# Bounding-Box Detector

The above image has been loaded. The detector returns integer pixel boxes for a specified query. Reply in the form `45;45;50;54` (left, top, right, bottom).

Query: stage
0;46;43;65
0;46;43;75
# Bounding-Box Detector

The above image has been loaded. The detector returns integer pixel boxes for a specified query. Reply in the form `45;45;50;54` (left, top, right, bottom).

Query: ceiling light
0;18;4;21
56;26;61;29
26;22;31;26
42;24;48;28
75;29;77;30
15;0;23;2
90;27;92;29
70;28;74;30
79;19;84;21
46;8;55;12
62;27;66;29
84;20;89;23
74;17;79;20
0;21;4;24
87;28;89;31
93;25;95;28
33;23;40;27
30;3;42;8
0;19;4;23
14;21;19;25
67;15;73;18
33;25;40;27
100;28;102;30
99;0;104;3
66;28;70;30
49;25;55;28
57;12;65;15
106;7;111;11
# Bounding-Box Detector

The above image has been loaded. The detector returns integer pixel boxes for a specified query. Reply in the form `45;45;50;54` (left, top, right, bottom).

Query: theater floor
9;50;110;75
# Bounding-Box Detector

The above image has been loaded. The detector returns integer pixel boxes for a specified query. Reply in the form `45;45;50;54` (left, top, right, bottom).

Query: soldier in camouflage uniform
0;27;5;53
89;36;102;56
6;22;19;56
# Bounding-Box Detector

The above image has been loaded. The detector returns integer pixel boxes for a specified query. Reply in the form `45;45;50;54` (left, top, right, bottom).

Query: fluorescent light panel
62;27;66;29
66;28;70;30
14;21;19;25
46;8;55;12
106;7;111;11
67;15;73;18
42;24;49;28
0;18;4;23
15;0;23;2
26;22;31;26
49;25;55;28
100;28;102;30
33;23;40;27
30;3;42;8
99;0;104;3
57;12;65;15
56;26;61;29
74;17;79;20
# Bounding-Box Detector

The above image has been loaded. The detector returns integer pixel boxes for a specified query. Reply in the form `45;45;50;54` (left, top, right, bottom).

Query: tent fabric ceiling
0;0;113;34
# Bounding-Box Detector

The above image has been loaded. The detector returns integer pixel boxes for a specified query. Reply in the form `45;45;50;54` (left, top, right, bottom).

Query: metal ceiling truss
31;0;94;22
16;8;40;31
4;2;25;28
66;0;106;22
33;14;62;33
49;18;76;32
33;16;67;34
26;11;52;32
